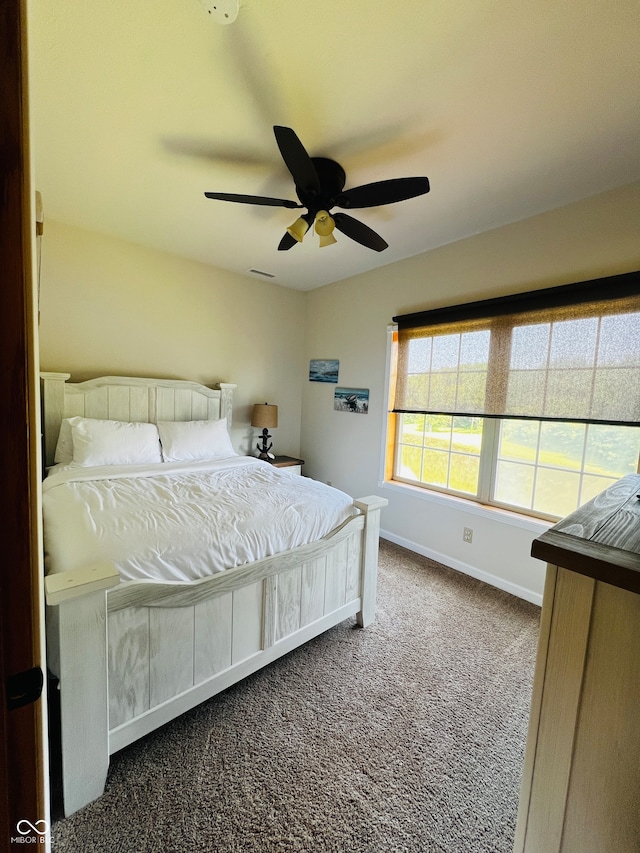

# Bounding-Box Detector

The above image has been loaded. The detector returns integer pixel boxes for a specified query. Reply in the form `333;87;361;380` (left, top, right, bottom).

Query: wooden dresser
514;474;640;853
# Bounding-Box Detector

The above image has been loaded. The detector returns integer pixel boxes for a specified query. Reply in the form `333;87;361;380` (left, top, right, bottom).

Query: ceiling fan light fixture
286;216;309;243
315;210;337;247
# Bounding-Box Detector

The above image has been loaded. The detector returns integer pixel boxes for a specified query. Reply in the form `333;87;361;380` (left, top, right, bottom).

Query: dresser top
531;474;640;595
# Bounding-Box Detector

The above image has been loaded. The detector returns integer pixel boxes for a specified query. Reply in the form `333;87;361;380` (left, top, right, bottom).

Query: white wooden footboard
45;496;386;817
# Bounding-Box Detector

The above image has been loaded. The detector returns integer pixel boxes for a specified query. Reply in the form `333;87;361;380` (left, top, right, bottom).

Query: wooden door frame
0;1;49;848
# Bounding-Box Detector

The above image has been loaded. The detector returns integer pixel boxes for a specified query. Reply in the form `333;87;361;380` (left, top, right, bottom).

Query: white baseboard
380;528;543;607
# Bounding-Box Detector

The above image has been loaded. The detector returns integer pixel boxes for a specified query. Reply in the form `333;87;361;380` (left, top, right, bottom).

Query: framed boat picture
334;387;369;414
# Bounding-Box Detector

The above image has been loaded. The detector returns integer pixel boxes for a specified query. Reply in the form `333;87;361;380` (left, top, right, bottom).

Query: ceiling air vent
249;269;276;279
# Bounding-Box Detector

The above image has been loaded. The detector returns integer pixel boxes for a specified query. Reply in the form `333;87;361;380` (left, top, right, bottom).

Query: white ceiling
29;0;640;291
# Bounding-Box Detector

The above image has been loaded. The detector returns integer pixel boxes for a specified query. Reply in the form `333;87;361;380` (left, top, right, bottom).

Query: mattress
42;456;355;584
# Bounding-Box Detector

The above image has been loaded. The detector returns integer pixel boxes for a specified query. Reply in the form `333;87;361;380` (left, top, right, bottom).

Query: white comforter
42;457;355;584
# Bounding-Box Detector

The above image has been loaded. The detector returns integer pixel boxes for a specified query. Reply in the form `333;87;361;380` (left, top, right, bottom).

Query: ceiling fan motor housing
297;158;347;213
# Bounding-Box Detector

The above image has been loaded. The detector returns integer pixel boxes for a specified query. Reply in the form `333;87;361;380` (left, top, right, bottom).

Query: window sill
379;478;554;535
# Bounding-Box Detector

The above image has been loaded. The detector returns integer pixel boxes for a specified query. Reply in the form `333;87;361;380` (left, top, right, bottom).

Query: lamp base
256;428;275;461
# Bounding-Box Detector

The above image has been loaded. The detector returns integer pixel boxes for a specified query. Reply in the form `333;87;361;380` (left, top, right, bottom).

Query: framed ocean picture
309;359;339;383
334;387;369;414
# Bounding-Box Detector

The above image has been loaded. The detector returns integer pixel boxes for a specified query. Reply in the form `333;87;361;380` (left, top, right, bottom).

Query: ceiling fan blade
163;137;272;167
273;126;321;194
204;191;301;208
333;212;388;252
336;176;430;209
277;232;298;251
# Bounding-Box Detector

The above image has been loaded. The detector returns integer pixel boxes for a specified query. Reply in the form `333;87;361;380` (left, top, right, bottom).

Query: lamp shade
315;210;337;248
314;210;334;235
251;403;278;429
286;217;309;243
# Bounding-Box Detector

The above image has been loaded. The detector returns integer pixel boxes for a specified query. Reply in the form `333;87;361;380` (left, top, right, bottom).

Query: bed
40;373;387;816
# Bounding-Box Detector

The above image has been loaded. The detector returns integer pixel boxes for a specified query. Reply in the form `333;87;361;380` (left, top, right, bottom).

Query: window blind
393;271;640;425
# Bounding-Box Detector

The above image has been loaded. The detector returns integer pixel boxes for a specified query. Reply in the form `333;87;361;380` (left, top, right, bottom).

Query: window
388;272;640;521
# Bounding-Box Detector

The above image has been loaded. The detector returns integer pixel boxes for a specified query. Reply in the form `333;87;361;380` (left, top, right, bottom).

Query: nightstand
270;455;305;475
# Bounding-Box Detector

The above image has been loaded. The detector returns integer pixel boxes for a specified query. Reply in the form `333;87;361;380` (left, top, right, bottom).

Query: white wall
38;220;306;456
301;182;640;603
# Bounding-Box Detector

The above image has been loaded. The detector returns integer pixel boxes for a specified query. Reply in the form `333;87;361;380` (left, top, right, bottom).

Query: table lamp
251;403;278;461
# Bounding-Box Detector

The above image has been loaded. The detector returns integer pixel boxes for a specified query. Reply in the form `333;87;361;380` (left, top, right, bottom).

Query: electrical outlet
463;527;473;543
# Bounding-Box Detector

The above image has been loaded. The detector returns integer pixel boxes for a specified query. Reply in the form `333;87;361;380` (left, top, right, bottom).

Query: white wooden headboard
40;373;236;467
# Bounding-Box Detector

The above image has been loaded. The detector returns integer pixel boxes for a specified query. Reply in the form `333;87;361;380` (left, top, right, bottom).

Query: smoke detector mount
199;0;239;25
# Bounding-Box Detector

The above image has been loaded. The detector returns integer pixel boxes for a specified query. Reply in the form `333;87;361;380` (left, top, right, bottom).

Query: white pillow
54;417;76;464
157;419;236;462
69;417;163;467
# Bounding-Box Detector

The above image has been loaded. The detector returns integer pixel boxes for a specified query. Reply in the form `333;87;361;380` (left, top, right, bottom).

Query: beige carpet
50;539;540;852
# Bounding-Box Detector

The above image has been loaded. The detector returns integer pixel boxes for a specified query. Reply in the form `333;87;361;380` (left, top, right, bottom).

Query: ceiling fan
204;125;430;252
